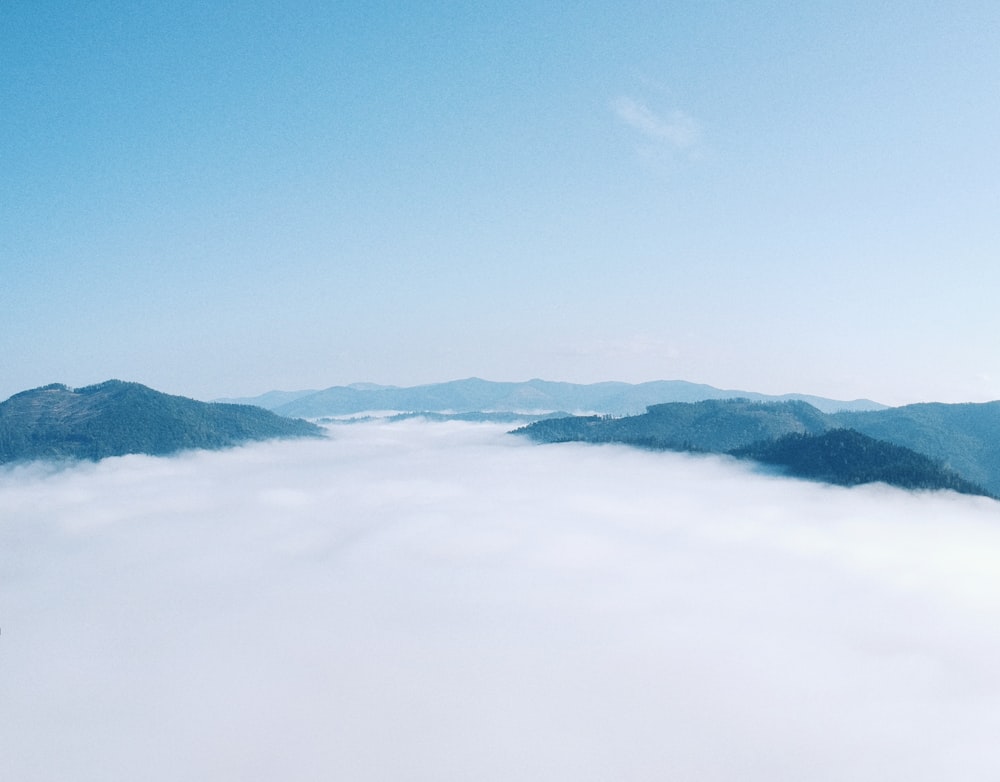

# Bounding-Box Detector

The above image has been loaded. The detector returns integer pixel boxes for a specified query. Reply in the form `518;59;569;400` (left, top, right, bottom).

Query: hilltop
0;380;323;465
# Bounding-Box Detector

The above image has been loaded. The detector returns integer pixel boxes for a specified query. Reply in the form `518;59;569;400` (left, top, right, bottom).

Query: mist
3;420;1000;781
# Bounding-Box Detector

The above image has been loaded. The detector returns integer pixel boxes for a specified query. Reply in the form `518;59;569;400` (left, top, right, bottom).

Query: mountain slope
0;380;323;464
732;429;989;496
514;398;1000;498
516;399;831;452
833;402;1000;497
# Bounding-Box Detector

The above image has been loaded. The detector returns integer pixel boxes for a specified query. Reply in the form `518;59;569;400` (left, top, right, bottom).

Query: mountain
214;388;319;409
0;380;324;465
732;429;988;496
321;411;570;425
834;402;1000;499
517;398;831;452
223;378;885;418
514;398;998;498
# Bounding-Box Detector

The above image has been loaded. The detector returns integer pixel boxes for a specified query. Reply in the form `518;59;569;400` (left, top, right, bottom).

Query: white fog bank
3;420;1000;781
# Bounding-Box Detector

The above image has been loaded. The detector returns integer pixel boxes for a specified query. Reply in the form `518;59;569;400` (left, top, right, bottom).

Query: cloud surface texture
3;420;1000;781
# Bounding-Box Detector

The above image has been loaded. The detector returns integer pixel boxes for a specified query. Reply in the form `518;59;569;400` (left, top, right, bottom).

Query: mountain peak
0;380;323;465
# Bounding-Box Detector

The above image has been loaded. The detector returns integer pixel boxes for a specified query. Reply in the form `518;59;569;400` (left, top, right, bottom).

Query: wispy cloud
612;95;701;149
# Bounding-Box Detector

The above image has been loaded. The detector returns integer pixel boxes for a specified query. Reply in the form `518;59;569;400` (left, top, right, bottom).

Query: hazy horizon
1;374;897;407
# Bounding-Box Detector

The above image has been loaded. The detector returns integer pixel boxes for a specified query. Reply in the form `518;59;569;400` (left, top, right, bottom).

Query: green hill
732;429;989;496
516;399;830;452
514;398;1000;498
834;402;1000;497
0;380;324;464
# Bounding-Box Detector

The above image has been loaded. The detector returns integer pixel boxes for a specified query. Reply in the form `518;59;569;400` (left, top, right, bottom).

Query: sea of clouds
3;419;1000;781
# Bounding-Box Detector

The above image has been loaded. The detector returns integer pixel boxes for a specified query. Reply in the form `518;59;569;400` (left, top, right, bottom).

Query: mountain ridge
0;380;324;465
514;398;999;498
218;378;886;418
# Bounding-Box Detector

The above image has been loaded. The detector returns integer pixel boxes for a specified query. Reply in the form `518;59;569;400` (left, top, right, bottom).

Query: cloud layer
3;421;1000;780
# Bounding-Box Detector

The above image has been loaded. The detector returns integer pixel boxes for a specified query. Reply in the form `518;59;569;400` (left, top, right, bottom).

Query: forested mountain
0;380;323;464
519;399;831;452
834;402;1000;499
514;399;1000;498
222;378;885;418
733;429;988;496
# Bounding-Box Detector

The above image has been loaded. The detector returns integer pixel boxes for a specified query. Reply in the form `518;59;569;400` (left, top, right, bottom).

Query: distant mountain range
0;380;323;465
8;378;996;498
218;378;886;418
514;398;1000;498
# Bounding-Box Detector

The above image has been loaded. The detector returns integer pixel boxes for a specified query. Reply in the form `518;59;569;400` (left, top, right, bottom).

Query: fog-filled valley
4;419;1000;781
8;1;1000;778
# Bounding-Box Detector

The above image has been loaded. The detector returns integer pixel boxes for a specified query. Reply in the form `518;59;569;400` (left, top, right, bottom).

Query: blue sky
3;1;999;404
